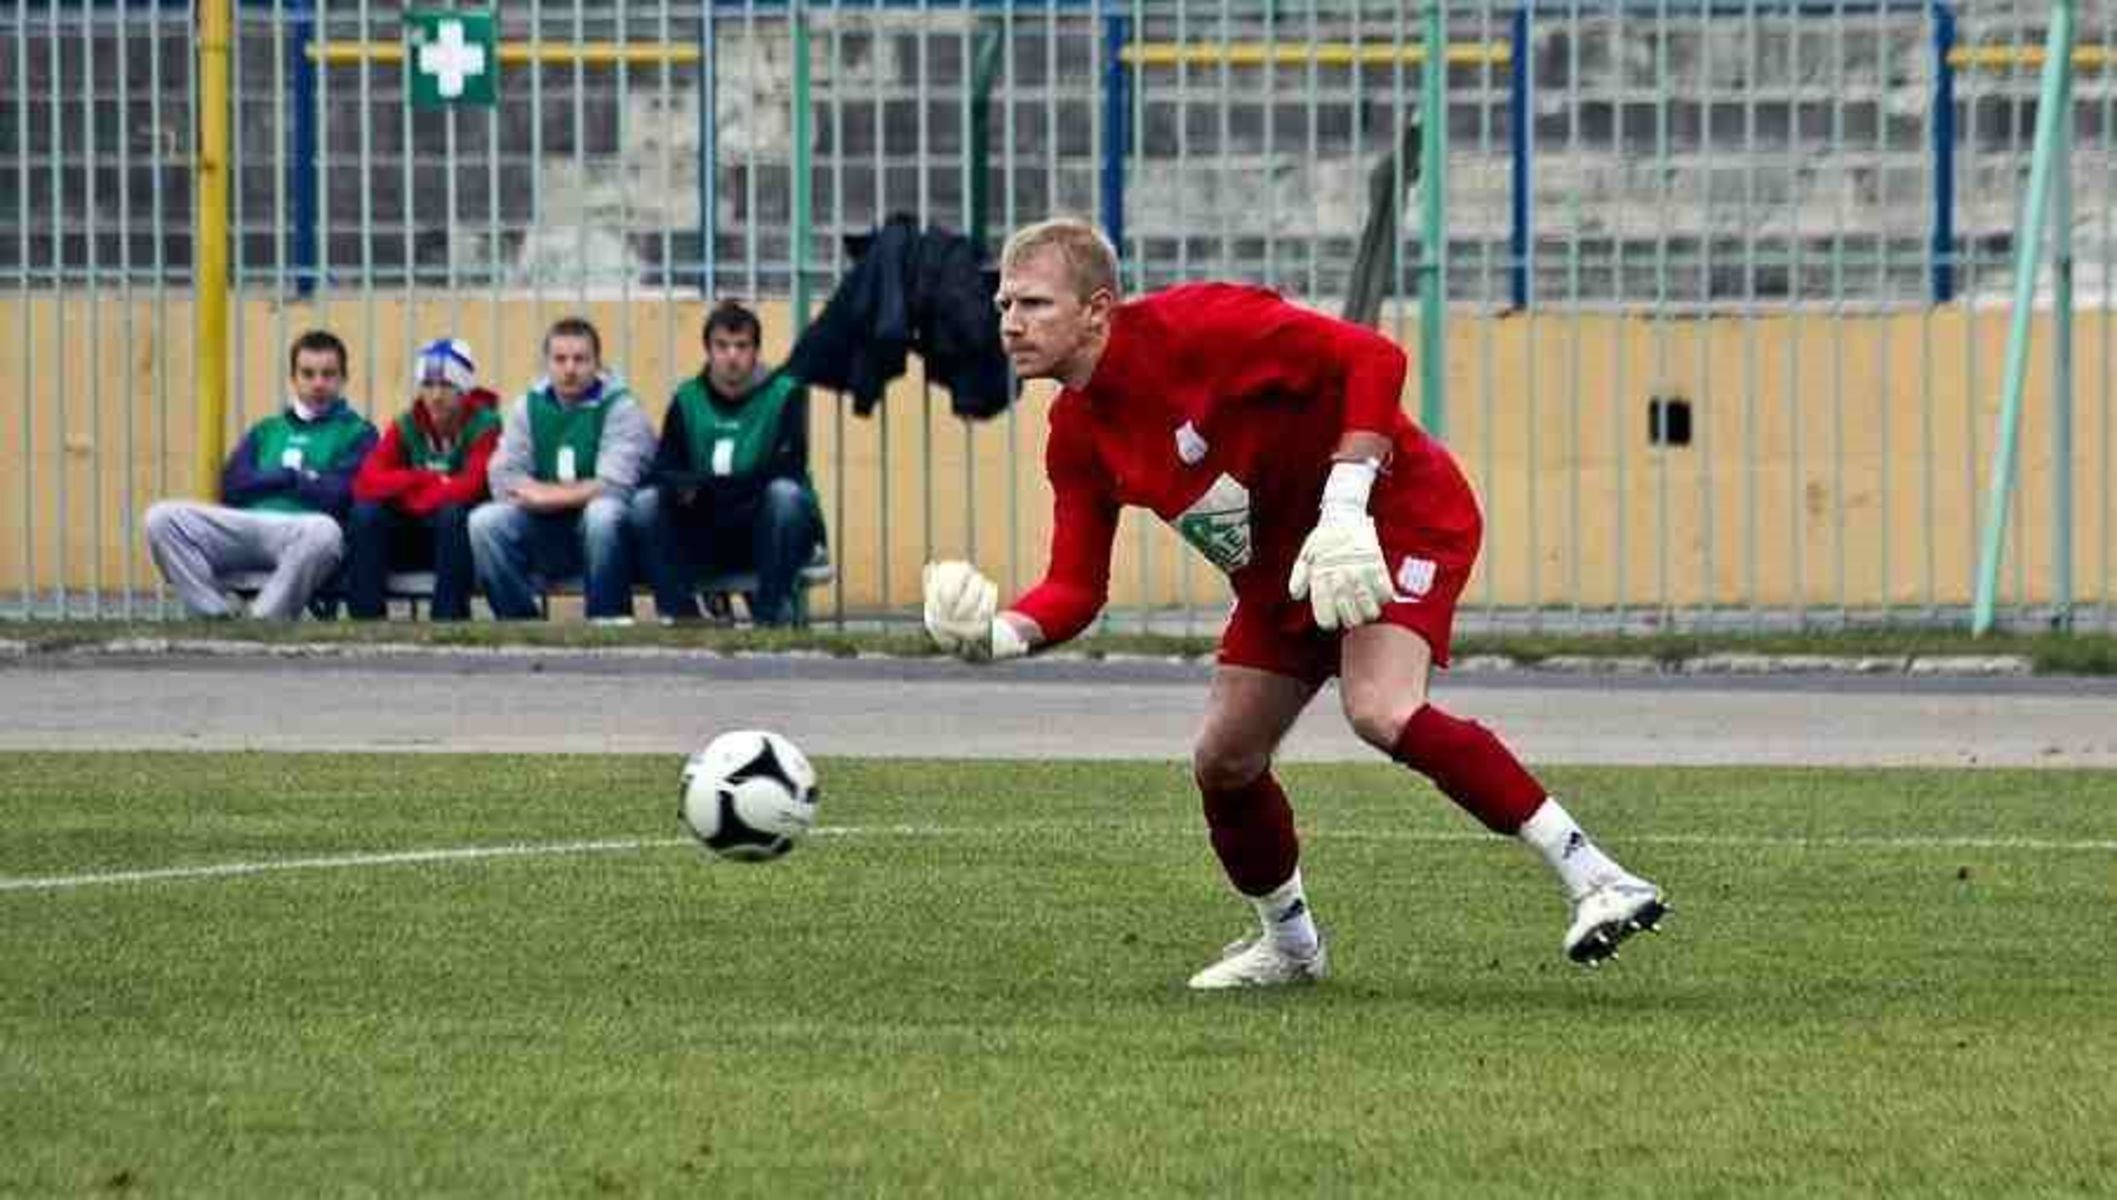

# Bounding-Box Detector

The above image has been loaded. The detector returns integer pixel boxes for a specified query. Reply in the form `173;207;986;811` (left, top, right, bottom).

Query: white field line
2;827;2112;894
0;837;692;893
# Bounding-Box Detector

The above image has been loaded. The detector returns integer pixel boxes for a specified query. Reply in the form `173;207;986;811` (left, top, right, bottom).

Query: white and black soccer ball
679;730;820;862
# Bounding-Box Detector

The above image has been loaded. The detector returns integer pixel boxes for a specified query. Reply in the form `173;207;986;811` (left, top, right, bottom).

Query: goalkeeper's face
996;249;1111;389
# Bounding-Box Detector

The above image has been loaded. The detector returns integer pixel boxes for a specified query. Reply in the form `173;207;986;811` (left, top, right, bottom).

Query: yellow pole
312;41;704;67
1946;44;2108;71
194;1;232;499
1118;41;1510;68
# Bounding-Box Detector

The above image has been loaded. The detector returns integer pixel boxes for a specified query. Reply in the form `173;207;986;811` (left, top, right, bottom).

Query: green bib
675;372;803;482
397;406;500;474
245;406;372;513
528;386;625;483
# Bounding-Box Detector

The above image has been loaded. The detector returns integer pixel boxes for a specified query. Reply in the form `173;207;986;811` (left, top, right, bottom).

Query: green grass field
3;753;2113;1197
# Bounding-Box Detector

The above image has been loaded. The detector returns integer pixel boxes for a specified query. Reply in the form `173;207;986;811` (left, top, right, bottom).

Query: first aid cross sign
406;10;497;109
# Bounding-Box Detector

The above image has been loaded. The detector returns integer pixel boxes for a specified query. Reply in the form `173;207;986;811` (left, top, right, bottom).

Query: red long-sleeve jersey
351;388;501;518
1010;283;1477;647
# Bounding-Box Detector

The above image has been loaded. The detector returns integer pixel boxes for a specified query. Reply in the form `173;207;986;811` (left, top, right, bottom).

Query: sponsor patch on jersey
1395;556;1437;601
1171;472;1252;573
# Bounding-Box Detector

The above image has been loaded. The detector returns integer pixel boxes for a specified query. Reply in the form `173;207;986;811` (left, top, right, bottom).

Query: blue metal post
2052;8;2077;631
1100;14;1128;256
1508;6;1530;310
289;0;318;296
1930;2;1957;303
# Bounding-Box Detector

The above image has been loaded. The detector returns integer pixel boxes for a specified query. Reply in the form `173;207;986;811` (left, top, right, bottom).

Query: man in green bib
469;317;656;621
629;302;824;626
143;330;377;619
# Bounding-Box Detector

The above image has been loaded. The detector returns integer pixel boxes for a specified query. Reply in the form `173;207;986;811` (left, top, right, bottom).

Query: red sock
1390;703;1547;834
1199;771;1299;896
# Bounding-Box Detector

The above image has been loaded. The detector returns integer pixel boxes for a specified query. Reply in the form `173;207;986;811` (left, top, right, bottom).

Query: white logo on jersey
1174;421;1209;466
1171;472;1252;573
1395;556;1437;602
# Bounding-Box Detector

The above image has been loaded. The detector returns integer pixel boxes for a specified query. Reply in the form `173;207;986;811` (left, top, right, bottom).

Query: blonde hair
1001;217;1120;301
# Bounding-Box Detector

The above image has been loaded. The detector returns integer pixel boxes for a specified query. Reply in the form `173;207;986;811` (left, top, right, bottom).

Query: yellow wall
3;294;2112;614
1445;307;2116;610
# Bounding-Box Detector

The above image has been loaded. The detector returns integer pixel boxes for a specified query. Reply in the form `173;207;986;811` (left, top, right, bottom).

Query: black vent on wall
1648;396;1692;447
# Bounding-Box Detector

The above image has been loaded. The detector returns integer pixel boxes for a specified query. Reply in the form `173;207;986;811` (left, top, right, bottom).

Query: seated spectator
345;338;501;621
631;301;824;627
144;329;376;620
468;316;654;623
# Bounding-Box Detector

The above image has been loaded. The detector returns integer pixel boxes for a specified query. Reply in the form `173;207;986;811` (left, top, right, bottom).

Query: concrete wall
25;9;2117;307
3;295;2111;615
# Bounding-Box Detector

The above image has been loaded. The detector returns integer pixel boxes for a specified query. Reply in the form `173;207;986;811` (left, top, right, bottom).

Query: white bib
1171;472;1253;574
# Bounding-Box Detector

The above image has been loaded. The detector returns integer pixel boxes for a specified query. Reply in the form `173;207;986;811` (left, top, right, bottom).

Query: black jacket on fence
786;215;1015;420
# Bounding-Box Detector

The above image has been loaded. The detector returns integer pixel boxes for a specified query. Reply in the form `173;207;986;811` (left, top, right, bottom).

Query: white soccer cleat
1186;934;1329;990
1563;875;1669;965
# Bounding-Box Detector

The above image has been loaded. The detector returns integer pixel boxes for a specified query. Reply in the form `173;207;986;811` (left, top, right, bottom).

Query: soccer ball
679;730;820;862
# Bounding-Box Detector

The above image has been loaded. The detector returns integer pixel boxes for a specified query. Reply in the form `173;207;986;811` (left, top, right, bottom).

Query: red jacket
351;388;501;518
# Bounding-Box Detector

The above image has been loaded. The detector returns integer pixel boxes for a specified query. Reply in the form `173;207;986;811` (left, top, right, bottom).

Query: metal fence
3;1;2113;630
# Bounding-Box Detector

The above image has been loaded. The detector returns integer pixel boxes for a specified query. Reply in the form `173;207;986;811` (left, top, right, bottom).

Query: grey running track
11;654;2117;766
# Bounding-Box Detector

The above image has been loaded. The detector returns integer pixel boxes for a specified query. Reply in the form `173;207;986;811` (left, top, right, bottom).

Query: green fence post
1418;3;1447;436
791;1;812;335
967;21;1004;255
1972;0;2076;635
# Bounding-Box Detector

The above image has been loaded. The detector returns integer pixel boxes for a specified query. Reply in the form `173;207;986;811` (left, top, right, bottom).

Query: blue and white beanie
413;337;477;392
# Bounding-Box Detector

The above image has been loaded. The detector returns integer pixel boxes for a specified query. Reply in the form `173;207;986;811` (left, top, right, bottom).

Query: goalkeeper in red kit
923;218;1667;988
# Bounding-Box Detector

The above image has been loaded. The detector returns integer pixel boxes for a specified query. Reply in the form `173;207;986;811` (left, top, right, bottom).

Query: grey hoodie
487;373;657;505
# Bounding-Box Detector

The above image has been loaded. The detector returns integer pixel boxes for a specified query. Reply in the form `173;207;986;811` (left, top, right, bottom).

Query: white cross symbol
417;20;487;99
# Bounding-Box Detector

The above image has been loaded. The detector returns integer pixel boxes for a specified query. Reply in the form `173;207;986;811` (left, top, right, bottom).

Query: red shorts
1217;449;1483;683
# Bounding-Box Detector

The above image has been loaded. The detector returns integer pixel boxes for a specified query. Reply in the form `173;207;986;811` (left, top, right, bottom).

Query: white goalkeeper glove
1288;459;1391;631
922;560;1028;663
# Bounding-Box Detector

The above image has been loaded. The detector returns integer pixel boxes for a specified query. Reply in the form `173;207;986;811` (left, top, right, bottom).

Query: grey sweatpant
143;501;345;620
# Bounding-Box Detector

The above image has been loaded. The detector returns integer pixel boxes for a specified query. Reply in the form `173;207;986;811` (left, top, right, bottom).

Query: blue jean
468;496;635;619
346;501;476;620
629;480;820;626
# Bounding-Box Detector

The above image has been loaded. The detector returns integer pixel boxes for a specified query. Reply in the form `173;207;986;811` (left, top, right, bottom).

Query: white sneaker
1564;875;1668;965
1186;934;1329;990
